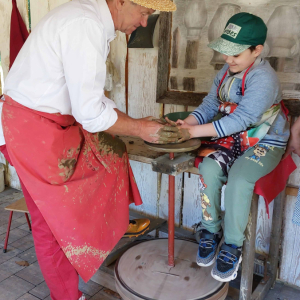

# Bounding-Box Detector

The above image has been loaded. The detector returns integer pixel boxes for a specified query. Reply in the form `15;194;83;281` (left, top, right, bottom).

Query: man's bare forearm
105;109;141;137
105;109;186;144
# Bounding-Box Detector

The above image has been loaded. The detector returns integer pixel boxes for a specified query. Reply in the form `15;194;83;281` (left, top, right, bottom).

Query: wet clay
155;126;191;144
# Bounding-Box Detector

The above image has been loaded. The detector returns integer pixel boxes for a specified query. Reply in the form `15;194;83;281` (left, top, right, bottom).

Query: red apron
2;95;142;282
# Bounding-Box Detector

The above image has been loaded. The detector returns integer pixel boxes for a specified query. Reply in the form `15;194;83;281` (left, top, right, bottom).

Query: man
1;0;177;299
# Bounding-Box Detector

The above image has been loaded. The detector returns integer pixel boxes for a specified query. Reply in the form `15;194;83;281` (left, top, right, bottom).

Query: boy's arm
212;68;280;138
175;118;217;138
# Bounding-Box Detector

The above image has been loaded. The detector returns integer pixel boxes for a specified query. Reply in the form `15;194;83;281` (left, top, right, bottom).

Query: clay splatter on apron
96;132;126;158
63;242;109;262
58;146;80;181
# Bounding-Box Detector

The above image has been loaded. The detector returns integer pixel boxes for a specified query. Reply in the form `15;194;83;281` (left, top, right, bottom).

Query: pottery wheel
144;139;201;153
115;239;228;300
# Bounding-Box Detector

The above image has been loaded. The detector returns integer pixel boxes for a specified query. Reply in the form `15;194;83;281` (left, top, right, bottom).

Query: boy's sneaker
211;243;242;282
196;229;223;267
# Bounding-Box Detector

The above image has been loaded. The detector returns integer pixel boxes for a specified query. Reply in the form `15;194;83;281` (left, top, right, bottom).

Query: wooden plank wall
1;0;300;287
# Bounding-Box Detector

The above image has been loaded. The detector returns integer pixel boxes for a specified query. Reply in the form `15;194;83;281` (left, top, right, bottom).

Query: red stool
3;197;31;253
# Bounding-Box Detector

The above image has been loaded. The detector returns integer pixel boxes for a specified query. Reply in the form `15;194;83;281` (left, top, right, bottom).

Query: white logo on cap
223;23;242;39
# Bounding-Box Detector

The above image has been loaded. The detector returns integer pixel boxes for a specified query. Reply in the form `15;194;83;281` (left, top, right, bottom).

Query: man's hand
283;118;300;160
139;117;182;144
105;111;193;144
283;128;300;159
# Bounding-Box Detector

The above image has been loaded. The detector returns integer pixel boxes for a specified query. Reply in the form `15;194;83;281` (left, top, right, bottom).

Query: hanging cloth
10;0;29;68
1;95;142;282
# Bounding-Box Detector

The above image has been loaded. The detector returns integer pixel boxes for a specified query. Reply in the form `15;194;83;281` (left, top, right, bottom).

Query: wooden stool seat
5;197;29;213
3;197;31;253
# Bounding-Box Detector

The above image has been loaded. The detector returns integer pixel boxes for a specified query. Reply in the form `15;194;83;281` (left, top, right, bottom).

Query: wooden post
268;190;285;284
172;27;180;68
156;12;172;100
251;190;286;300
168;152;175;267
239;193;259;300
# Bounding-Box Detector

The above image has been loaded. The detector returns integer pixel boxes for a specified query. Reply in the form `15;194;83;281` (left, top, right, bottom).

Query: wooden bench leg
3;211;13;253
250;189;285;300
25;213;31;231
239;193;259;300
268;190;285;285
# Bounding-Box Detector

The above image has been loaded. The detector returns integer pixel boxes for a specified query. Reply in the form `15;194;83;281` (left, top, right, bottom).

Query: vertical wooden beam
29;0;49;30
250;190;286;300
183;77;195;91
156;12;172;100
240;193;259;300
184;40;199;69
125;35;129;115
171;27;179;68
268;190;285;284
170;76;178;90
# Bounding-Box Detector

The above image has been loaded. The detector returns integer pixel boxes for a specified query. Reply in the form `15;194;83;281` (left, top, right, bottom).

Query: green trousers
198;145;284;247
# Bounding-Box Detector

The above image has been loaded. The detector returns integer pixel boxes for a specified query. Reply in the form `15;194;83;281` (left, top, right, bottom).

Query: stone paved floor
1;187;300;300
0;188;121;300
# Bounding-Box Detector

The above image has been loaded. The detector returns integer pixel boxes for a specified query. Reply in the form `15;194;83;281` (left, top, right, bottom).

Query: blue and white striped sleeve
212;119;226;137
190;110;205;124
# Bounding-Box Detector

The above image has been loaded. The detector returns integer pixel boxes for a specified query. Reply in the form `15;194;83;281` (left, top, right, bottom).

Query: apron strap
241;61;255;96
216;68;229;97
216;61;255;98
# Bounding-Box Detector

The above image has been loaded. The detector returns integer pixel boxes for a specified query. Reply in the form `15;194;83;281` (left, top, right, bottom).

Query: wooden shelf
157;91;300;116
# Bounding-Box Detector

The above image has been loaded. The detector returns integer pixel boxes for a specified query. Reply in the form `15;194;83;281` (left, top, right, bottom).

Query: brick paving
0;188;121;300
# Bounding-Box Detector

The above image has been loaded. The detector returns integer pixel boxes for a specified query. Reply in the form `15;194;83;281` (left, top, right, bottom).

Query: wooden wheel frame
115;239;229;300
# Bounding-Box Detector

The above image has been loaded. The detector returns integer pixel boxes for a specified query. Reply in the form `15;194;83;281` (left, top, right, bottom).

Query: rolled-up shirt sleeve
59;18;117;133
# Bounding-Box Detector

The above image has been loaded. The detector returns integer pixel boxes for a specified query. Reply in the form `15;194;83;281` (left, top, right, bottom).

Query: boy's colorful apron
1;95;142;282
198;62;286;176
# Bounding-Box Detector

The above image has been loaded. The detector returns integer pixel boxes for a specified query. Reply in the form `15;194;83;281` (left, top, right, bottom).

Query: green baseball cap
208;12;267;56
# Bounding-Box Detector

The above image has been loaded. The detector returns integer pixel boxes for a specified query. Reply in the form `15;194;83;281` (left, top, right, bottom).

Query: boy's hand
139;117;182;144
163;117;193;143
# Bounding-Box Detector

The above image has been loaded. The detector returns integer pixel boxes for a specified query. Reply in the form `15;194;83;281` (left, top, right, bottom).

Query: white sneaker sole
196;255;216;267
196;238;223;267
211;255;242;282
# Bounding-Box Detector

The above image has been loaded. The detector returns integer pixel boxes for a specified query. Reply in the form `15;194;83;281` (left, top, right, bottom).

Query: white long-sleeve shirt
1;0;118;145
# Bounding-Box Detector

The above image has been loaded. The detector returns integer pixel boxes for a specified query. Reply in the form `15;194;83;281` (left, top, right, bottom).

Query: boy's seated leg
211;145;284;282
196;157;227;267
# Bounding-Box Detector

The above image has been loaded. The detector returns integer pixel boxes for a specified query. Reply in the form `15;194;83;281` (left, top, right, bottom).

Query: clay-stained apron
2;95;142;282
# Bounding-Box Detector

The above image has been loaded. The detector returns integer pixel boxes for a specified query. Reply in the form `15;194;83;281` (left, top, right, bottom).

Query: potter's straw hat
130;0;176;12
